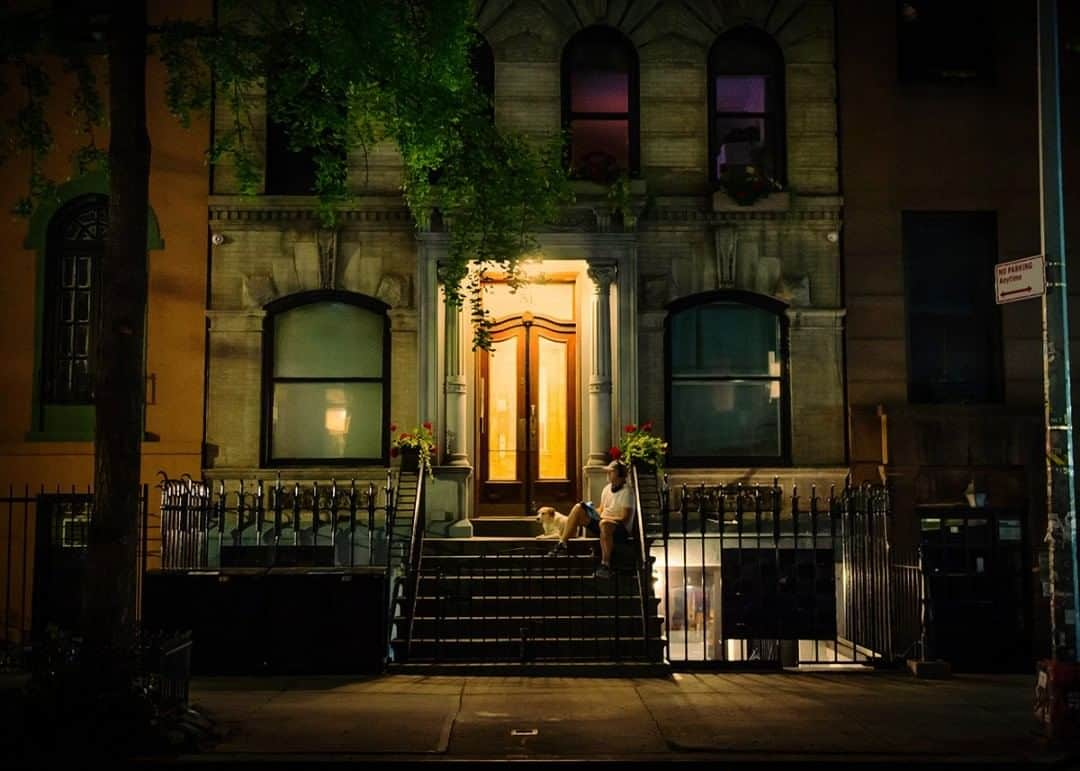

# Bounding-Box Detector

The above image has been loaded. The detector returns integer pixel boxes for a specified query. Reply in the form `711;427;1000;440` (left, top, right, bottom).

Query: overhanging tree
1;0;567;681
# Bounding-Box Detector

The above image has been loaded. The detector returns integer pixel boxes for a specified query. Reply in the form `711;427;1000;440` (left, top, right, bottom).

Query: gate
918;508;1030;672
653;479;895;667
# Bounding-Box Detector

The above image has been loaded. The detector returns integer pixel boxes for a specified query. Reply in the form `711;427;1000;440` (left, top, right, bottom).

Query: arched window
471;35;495;118
665;292;789;464
562;25;639;181
709;27;785;185
42;195;107;406
263;292;389;465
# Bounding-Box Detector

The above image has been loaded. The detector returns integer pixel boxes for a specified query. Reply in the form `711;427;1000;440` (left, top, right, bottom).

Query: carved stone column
416;236;441;426
587;265;616;467
442;284;469;466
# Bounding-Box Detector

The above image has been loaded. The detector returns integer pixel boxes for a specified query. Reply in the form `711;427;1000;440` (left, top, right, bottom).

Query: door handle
530;404;537;441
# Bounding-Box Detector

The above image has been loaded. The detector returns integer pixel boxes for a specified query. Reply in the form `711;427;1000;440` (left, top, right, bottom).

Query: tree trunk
84;2;149;669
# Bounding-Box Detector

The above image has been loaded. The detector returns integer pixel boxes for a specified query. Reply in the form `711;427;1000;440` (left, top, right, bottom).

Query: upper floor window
264;292;389;465
709;27;785;185
666;292;789;465
903;212;1001;403
265;67;347;196
898;1;995;84
562;25;639;182
471;35;495;118
42;195;106;405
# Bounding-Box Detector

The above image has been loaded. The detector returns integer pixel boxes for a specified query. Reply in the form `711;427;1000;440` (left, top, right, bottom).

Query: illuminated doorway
476;280;578;514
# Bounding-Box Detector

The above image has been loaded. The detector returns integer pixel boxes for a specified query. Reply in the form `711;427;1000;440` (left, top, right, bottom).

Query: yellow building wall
0;0;210;490
0;2;211;642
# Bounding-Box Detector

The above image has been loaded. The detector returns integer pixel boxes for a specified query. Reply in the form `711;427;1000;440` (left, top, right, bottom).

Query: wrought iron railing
157;472;397;570
656;479;899;667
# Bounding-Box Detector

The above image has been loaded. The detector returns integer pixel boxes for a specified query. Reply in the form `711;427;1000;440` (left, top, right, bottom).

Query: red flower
390;447;399;458
422;421;432;431
389;423;398;432
400;433;411;440
641;421;653;432
609;446;622;459
625;424;636;433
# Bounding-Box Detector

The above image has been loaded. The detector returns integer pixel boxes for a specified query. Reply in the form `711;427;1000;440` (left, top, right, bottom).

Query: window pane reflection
488;336;518;480
538;337;567;479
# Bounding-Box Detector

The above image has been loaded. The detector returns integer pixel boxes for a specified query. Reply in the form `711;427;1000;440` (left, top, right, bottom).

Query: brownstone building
1;0;1076;672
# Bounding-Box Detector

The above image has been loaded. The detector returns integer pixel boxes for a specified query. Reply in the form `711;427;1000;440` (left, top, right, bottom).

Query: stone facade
205;0;848;515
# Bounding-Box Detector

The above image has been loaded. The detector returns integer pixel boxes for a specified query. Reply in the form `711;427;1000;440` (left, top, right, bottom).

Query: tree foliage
2;0;571;349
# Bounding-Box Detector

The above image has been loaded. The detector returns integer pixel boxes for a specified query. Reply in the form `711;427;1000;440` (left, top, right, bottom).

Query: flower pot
631;458;659;480
400;446;421;473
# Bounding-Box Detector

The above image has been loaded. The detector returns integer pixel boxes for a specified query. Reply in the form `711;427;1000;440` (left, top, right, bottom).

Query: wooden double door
477;313;577;514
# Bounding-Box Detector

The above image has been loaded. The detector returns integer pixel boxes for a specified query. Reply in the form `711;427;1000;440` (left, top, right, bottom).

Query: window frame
41;194;107;409
708;26;786;187
896;0;996;85
471;34;495;118
261;290;391;467
561;24;640;179
664;290;791;467
902;211;1003;404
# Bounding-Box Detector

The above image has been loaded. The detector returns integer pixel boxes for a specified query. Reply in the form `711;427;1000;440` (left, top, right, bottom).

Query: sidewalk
180;670;1065;764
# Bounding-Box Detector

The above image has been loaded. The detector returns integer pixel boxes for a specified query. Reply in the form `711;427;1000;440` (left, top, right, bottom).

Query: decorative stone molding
713;224;738;288
208;197;414;230
375;272;411;309
586;264;617;295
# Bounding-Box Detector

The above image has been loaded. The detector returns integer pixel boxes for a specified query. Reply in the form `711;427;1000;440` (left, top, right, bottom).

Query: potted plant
390;421;437;478
718;164;781;206
610;420;668;474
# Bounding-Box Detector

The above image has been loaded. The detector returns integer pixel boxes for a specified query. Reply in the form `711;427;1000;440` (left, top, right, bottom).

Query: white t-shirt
599;482;634;534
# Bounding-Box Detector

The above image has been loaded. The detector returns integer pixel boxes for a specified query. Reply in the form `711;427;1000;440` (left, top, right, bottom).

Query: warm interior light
325;406;349;435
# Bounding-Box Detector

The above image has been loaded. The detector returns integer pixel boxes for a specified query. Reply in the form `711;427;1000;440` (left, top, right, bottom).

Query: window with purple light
562;26;638;181
709;28;785;186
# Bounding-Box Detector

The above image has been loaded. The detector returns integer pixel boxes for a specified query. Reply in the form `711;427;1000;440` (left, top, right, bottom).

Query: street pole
1037;0;1079;663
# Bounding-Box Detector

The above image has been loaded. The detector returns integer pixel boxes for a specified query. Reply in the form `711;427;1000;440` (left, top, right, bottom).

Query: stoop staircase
388;469;668;675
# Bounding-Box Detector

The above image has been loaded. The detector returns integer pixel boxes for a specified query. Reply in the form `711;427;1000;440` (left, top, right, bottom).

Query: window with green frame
666;293;789;465
264;292;389;465
38;195;107;436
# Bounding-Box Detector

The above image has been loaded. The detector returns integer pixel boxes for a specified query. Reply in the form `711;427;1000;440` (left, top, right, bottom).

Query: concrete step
407;594;659;618
391;636;667;662
402;614;664;640
415;572;644;598
386;660;671;677
469;516;543;538
422;536;600;556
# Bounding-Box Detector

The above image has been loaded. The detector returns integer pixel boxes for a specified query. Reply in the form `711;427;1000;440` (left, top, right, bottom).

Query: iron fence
158;473;398;570
654;479;908;667
0;484;150;669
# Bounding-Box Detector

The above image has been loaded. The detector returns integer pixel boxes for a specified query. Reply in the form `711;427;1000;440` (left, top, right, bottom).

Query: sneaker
593;564;613;579
547;541;568;557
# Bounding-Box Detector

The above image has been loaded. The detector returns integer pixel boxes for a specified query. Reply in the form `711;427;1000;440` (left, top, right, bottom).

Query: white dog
535;506;568;538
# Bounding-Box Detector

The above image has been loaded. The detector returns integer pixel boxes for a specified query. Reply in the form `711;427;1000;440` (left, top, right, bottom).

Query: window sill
711;190;791;213
569;179;648;198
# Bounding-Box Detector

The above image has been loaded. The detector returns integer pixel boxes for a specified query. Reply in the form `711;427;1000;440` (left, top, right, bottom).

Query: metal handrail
402;472;427;661
630;464;654;661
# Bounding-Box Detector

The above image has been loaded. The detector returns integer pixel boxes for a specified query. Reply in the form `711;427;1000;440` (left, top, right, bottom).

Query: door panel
478;313;576;514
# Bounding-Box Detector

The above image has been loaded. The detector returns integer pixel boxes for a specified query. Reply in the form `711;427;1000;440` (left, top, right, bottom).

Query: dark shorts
583;513;631;542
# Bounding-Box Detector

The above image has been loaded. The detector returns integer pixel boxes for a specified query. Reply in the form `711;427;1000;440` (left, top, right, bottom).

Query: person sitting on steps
548;460;633;579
